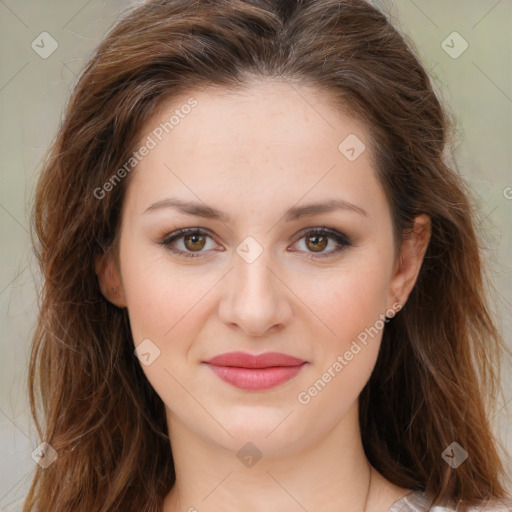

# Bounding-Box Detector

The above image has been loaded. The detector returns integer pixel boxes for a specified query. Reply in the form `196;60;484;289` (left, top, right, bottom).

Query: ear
94;252;127;308
388;214;431;309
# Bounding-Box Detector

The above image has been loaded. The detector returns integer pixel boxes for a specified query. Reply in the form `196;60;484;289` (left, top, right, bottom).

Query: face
97;80;429;456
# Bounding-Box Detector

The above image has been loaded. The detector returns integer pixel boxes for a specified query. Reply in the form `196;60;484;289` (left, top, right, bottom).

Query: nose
218;247;293;337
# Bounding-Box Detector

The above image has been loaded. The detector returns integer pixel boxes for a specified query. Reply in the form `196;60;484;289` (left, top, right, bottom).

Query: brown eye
291;227;353;260
160;228;217;258
183;233;206;251
305;234;328;252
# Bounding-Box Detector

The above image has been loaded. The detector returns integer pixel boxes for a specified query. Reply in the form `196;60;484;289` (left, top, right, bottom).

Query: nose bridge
219;238;292;336
236;249;275;304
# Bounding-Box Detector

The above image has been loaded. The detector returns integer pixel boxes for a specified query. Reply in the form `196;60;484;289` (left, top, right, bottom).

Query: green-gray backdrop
1;0;510;508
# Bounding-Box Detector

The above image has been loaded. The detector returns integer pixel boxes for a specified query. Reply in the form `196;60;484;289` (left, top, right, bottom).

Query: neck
163;403;390;512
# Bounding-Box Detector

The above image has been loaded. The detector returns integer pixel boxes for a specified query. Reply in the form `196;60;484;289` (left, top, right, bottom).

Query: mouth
203;352;308;391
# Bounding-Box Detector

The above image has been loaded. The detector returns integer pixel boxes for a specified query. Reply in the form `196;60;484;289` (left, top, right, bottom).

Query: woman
25;0;511;511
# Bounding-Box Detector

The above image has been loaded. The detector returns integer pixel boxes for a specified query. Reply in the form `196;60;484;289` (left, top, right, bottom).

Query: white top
387;490;512;511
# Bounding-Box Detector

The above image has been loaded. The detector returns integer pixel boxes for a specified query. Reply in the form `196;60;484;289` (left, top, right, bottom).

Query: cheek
295;270;387;424
118;244;223;411
306;259;391;349
118;229;215;342
295;248;392;406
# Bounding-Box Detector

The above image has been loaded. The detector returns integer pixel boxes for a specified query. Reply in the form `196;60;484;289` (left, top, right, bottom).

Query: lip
203;351;307;391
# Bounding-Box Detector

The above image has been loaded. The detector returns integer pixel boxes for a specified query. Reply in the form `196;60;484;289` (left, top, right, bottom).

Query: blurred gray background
1;0;511;509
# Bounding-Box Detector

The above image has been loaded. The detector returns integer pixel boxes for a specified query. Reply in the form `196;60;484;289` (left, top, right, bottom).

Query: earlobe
94;252;127;308
388;214;431;309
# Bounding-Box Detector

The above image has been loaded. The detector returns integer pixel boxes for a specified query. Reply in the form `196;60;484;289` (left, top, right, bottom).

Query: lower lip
205;363;307;391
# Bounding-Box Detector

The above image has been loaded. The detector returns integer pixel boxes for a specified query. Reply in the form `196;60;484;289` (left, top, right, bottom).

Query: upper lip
204;351;306;368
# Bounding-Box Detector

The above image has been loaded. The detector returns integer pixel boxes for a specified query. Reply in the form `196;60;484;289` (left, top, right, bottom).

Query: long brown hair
25;1;511;510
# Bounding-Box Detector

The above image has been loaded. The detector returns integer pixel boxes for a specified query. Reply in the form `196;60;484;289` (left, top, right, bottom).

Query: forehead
136;79;366;156
123;80;386;222
178;81;347;132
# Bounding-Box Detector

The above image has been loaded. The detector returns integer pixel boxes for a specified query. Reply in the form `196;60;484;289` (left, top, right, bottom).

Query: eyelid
292;226;352;246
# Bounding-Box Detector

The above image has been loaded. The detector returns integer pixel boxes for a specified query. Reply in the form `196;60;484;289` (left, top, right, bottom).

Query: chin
197;407;316;457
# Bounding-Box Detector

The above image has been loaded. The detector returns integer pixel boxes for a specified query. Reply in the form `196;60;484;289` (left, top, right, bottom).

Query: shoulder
387;491;512;512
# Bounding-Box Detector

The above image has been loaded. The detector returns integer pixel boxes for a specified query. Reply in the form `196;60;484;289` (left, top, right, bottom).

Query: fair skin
96;80;430;512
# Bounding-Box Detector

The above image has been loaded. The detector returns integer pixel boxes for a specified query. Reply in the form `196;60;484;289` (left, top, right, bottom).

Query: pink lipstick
203;351;307;391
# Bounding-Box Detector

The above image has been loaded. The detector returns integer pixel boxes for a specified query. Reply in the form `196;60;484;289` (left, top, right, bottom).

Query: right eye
160;228;220;258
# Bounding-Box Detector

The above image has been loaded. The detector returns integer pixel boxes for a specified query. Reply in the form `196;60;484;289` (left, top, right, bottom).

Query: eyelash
159;227;352;260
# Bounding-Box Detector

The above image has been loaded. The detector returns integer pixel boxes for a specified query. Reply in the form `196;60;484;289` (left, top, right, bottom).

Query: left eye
291;227;352;259
159;227;352;259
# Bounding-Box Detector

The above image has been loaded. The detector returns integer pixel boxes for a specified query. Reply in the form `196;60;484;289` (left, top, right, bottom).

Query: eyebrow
143;197;368;221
